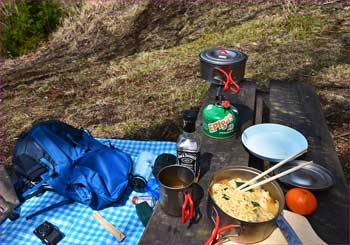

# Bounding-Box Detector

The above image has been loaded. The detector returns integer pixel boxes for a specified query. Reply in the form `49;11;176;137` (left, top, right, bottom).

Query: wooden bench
139;80;349;244
269;80;349;244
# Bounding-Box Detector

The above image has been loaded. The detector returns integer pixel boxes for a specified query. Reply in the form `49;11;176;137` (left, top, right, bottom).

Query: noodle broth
211;178;279;222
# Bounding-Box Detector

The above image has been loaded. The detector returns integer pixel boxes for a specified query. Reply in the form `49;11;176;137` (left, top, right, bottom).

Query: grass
1;2;349;178
0;0;79;57
106;5;348;90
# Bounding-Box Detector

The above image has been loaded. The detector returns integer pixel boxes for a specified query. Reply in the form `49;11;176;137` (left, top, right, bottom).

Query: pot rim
199;47;248;65
157;164;194;190
208;166;285;224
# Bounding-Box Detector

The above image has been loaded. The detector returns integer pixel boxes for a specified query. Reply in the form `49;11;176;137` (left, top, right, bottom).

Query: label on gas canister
207;113;234;133
177;150;199;176
202;105;238;139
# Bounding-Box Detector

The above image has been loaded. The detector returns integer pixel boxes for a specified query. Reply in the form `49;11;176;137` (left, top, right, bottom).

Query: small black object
183;110;198;122
33;221;64;245
152;154;177;178
8;212;20;221
131;176;147;193
183;110;198;133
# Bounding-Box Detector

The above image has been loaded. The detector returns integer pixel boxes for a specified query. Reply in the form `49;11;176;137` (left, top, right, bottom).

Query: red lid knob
222;100;231;109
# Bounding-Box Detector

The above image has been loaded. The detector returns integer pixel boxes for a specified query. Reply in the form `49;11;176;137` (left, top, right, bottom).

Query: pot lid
199;47;247;65
274;160;335;190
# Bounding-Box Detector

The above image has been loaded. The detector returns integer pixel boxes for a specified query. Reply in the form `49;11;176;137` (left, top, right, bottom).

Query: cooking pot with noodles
207;166;285;244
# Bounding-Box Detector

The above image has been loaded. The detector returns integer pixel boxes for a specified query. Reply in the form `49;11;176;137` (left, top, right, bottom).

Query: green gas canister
202;100;238;139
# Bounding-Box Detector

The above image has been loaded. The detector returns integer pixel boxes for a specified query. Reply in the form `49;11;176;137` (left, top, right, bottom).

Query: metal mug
157;165;195;224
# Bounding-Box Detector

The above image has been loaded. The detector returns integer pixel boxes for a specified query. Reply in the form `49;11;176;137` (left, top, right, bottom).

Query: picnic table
139;80;349;244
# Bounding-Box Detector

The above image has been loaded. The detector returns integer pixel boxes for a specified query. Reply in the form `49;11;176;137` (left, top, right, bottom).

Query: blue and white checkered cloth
0;139;176;245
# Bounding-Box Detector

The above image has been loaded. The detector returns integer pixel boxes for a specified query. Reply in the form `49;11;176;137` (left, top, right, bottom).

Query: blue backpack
13;120;132;210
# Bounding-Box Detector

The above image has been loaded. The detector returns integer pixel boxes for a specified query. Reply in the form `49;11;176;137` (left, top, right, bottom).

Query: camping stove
199;47;248;138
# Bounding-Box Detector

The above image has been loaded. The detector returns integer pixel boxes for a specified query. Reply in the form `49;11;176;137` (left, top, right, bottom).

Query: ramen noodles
211;178;279;222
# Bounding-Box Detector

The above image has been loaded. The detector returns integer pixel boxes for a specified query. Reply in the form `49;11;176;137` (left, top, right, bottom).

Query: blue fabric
0;139;176;245
23;120;133;210
276;214;303;245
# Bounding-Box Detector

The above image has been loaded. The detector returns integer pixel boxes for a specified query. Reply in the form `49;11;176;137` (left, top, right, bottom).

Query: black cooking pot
207;166;285;244
199;48;248;86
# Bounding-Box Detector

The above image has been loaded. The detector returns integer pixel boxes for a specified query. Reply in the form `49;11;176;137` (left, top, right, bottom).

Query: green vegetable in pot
235;181;244;187
222;194;230;200
251;201;260;207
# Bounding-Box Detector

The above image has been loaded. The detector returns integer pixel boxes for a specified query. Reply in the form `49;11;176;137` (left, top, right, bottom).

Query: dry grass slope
1;2;349;179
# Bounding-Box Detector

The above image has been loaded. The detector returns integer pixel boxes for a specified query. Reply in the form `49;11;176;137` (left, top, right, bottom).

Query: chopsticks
236;148;307;192
240;160;313;192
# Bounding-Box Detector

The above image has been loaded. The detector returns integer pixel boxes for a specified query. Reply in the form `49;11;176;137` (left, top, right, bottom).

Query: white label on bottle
177;150;199;174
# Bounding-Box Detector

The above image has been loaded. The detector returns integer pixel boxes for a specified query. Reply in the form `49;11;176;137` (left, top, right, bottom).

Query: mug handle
181;193;194;224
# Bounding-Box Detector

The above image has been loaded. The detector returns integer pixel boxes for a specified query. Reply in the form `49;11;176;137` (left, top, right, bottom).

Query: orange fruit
285;188;317;216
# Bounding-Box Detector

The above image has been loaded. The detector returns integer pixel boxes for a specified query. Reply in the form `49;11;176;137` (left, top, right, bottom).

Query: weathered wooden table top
269;80;349;244
139;80;349;244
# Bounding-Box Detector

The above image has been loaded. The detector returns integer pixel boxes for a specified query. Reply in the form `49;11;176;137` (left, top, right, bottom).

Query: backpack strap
23;184;55;201
21;174;51;199
26;199;74;220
